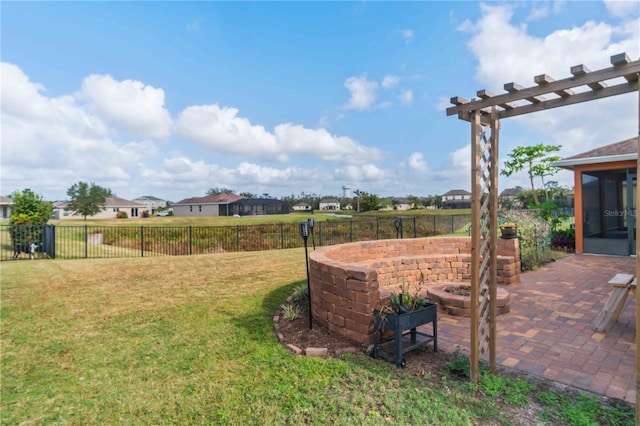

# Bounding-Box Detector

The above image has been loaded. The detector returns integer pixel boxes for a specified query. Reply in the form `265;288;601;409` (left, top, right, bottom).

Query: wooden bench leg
592;286;631;332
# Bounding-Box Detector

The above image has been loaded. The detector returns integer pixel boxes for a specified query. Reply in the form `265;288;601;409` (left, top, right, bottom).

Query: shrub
280;304;300;321
116;211;128;219
551;228;575;250
291;283;308;303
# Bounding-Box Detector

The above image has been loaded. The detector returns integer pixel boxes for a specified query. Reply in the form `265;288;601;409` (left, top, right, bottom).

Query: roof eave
553;153;637;170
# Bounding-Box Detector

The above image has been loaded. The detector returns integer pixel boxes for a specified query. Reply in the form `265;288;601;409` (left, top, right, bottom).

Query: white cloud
402;29;414;43
334;164;387;182
435;96;452;111
604;0;640;18
80;74;172;139
317;115;329;128
343;75;378;110
273;123;382;163
381;75;400;89
458;4;639;161
236;162;295;183
175;104;381;164
400;90;413;105
408;152;429;172
175;104;281;159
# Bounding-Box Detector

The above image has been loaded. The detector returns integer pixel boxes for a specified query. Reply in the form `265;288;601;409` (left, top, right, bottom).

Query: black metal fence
0;214;472;261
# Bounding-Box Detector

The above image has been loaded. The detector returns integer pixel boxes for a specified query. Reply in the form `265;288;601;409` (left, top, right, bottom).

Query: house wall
572;160;637;254
173;204;220;216
0;205;11;222
55;206;147;220
319;202;340;210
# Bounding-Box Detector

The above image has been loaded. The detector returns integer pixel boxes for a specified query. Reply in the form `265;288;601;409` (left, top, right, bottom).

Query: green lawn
1;250;633;425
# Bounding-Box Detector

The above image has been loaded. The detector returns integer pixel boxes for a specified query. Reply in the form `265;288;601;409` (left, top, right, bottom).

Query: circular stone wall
426;283;510;317
308;237;520;344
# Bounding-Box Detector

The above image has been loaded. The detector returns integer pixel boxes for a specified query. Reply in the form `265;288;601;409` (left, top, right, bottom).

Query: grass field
1;250;633;425
48;208;472;227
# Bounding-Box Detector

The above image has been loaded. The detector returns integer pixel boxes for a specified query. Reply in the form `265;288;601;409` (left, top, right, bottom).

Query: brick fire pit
308;236;520;344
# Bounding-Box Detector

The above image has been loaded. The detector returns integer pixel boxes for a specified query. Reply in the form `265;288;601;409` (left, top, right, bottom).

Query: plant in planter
372;279;438;367
500;222;518;239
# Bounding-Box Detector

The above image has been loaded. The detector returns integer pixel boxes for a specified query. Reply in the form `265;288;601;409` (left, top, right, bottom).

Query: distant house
292;202;312;212
173;193;288;216
172;193;245;217
499;187;524;209
0;196;12;222
228;198;289;216
133;195;168;215
53;196;147;219
380;197;412;211
319;198;340;210
442;189;471;209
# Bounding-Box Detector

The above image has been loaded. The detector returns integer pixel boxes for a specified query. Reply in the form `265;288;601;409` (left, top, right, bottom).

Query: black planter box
372;303;437;367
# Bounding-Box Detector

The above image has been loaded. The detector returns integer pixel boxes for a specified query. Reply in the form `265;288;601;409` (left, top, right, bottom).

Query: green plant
387;276;429;314
291;282;308;303
447;347;470;377
116;211;128;219
280;303;300;321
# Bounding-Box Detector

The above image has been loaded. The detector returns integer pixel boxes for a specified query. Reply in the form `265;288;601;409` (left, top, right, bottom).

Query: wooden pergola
446;53;639;410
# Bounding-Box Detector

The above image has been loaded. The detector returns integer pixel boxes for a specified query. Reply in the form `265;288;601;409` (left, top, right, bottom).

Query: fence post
280;223;284;249
318;221;323;247
451;215;454;234
413;217;417;238
376;217;379;240
433;215;437;236
236;225;239;252
350;219;353;242
84;225;88;258
189;226;193;255
141;226;144;257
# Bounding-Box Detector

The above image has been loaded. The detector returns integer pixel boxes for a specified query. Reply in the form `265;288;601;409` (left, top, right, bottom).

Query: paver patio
431;254;636;404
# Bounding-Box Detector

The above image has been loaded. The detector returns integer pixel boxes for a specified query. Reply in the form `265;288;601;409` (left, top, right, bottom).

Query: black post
308;218;315;250
140;226;144;257
394;218;403;239
189;226;193;255
299;222;312;329
84;225;88;258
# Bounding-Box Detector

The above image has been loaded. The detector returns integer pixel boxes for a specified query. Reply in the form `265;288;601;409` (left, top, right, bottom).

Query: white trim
553;153;637;169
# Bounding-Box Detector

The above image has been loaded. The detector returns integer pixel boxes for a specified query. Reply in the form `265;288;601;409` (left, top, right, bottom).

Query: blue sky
2;1;638;202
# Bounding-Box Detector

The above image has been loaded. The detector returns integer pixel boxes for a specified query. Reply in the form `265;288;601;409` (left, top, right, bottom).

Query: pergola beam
447;53;640;118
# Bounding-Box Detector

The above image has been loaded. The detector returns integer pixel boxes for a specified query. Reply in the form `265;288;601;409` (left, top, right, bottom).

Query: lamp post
299;222;313;329
394;217;403;239
308;217;315;250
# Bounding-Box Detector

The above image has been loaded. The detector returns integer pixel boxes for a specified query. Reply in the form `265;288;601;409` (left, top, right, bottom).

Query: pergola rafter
448;53;639;124
446;52;639;416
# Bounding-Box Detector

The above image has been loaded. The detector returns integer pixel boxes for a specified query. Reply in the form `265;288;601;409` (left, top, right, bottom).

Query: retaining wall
308;236;520;344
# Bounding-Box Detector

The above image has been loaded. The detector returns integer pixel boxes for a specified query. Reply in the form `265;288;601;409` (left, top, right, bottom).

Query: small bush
116;211;128;219
551;228;575;250
291;283;308;303
280;304;300;321
447;347;470;377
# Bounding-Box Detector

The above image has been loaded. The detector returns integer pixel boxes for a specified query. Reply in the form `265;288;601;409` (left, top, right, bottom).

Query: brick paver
428;254;636;404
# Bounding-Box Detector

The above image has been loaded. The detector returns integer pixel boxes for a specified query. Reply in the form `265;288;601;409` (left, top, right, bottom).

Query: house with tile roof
133;195;169;215
0;195;12;222
53;196;147;220
319;197;340;210
442;189;471;209
554;136;637;256
173;193;288;216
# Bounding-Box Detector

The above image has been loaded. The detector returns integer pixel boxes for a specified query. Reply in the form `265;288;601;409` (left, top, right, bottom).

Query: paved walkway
432;254;636;404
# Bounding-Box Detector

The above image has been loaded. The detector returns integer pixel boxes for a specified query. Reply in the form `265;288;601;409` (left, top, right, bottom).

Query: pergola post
470;108;499;382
